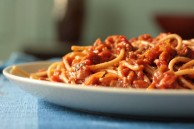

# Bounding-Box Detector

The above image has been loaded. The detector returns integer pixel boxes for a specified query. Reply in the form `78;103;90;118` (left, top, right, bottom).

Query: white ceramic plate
3;61;194;118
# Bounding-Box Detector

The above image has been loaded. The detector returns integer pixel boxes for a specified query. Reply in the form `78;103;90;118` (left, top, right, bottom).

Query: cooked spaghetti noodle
10;33;194;89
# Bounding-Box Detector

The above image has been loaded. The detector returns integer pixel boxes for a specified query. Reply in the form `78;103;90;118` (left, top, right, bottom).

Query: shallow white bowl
3;61;194;118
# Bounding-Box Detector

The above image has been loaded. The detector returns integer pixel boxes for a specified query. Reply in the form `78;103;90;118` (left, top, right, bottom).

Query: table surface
0;52;194;129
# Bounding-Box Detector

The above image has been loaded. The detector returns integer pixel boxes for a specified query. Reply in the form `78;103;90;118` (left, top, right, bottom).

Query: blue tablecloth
0;52;194;129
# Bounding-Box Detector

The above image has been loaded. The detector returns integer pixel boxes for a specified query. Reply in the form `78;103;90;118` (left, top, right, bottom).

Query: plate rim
3;61;194;95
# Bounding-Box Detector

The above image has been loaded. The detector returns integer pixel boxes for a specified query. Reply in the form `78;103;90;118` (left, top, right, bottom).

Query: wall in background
82;0;194;44
0;0;194;60
0;0;55;60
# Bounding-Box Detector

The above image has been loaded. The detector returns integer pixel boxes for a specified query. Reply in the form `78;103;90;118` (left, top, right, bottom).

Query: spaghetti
10;33;194;89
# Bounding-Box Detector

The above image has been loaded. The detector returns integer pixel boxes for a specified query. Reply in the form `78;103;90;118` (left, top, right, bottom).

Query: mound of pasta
11;33;194;89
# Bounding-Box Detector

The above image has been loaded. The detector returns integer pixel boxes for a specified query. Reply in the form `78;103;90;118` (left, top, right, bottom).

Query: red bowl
155;14;194;39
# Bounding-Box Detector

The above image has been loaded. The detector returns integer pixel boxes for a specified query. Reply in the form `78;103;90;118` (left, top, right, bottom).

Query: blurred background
0;0;194;61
